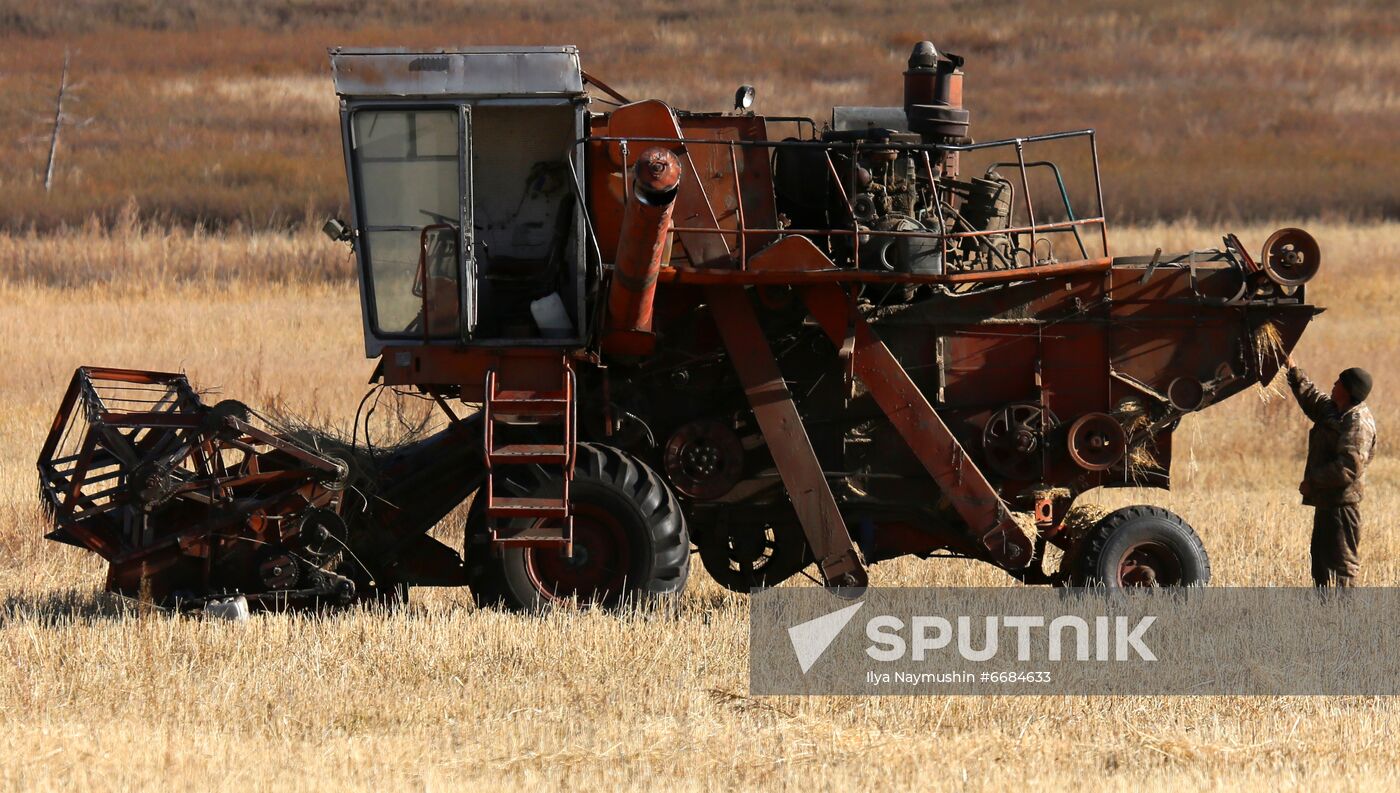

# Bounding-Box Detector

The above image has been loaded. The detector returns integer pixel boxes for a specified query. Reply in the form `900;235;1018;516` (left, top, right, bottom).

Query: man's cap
1339;367;1373;403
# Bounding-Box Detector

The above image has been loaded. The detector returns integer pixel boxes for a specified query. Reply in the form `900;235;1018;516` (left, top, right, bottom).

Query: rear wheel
467;443;690;610
1067;505;1210;588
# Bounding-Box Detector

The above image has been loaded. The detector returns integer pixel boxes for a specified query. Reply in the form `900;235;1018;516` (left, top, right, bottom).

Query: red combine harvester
39;43;1321;609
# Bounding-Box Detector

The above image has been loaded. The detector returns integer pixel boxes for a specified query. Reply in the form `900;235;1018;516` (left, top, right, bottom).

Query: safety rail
585;128;1110;278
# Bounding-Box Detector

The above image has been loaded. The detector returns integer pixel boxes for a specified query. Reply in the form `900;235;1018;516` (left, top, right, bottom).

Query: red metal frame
747;237;1033;567
483;357;577;550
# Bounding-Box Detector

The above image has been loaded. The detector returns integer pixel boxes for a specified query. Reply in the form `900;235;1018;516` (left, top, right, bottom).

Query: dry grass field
2;0;1399;228
2;0;1399;788
1;220;1398;790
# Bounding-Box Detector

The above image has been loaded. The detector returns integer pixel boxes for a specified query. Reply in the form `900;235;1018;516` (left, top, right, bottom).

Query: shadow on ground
0;589;161;626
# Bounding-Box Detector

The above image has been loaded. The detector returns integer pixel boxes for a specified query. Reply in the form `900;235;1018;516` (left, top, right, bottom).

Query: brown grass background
2;1;1400;790
2;0;1399;228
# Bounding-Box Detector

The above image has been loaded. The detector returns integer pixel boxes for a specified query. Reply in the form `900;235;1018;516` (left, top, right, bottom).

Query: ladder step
488;443;569;464
490;390;569;417
487;496;570;518
492;523;573;546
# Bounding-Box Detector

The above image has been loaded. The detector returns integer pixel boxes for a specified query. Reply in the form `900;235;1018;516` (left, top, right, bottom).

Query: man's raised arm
1287;358;1334;424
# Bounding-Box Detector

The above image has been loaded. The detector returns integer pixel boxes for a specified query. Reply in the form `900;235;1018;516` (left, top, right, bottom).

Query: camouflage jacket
1288;366;1377;506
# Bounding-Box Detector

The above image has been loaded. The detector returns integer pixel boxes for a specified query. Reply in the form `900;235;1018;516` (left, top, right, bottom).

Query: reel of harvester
36;367;364;609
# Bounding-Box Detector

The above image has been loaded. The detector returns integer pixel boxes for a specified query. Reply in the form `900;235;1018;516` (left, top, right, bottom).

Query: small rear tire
1067;505;1210;588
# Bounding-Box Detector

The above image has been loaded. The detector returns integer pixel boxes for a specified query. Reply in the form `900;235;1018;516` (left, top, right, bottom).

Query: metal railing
585;128;1110;276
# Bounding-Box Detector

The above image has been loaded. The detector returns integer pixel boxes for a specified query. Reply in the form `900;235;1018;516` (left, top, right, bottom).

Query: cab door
348;104;477;343
455;104;477;340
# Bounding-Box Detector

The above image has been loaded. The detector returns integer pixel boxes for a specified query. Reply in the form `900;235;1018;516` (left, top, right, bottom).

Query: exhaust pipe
602;147;682;357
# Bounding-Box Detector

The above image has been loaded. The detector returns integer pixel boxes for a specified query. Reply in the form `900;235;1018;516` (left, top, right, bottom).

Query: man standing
1286;357;1377;587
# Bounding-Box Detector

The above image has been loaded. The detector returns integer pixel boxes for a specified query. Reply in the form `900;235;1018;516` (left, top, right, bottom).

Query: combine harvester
38;43;1322;609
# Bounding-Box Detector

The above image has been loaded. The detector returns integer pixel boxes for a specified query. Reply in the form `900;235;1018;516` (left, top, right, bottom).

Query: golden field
1;220;1398;790
2;0;1399;787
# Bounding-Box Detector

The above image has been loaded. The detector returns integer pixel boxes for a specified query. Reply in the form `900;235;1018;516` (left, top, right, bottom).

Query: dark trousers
1311;504;1361;587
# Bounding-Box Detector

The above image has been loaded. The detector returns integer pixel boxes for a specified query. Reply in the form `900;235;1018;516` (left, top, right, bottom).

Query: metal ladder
482;359;576;549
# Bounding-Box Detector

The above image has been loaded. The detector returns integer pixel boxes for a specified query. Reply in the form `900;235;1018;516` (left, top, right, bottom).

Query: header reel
37;367;362;608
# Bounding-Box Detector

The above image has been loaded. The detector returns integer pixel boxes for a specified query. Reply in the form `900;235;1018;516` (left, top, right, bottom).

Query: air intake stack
904;41;970;149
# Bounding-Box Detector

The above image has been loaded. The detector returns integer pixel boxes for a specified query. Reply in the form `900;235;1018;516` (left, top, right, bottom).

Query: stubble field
0;221;1397;791
3;0;1400;788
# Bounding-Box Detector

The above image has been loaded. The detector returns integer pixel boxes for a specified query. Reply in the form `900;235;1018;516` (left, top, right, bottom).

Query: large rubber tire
467;443;690;611
1068;505;1210;588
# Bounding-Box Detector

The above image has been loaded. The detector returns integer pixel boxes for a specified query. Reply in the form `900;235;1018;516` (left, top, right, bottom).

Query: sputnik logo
788;600;865;674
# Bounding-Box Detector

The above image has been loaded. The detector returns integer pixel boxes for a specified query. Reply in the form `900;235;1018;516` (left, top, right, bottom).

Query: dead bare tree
42;50;71;193
42;49;90;193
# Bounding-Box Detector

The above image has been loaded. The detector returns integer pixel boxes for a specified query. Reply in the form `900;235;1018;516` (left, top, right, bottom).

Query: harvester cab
330;47;590;353
330;48;593;564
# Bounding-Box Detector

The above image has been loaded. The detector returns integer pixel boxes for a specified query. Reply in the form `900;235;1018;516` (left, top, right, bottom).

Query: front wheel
1066;505;1210;588
467;443;690;610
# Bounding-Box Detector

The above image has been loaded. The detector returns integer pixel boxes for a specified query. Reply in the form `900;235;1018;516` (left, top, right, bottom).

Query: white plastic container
530;292;575;339
204;595;250;621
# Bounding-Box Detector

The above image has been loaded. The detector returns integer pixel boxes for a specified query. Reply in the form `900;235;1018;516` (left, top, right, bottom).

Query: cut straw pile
1253;321;1288;402
1114;397;1159;480
1009;501;1115;542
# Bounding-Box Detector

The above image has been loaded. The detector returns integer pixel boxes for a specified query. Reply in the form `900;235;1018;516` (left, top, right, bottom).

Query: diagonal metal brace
706;284;868;588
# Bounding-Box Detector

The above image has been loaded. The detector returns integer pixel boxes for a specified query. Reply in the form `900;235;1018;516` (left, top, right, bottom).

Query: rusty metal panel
674;115;780;262
831;106;909;132
942;329;1039;407
1041;323;1111;416
330;47;584;98
602;101;732;267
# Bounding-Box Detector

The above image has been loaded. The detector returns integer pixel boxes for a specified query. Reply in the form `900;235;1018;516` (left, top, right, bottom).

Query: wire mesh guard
36;367;356;607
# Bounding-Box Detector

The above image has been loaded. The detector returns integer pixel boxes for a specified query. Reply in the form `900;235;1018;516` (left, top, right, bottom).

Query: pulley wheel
1066;412;1127;471
1260;228;1320;286
698;521;811;593
663;419;744;500
258;551;301;590
981;403;1054;480
321;453;352;492
201;399;252;439
298;508;347;553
